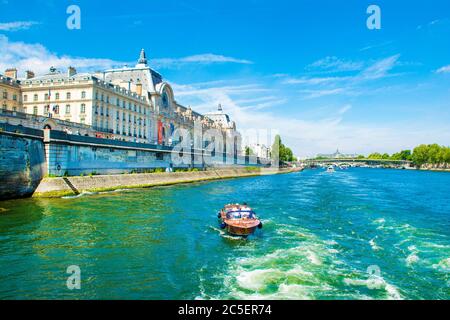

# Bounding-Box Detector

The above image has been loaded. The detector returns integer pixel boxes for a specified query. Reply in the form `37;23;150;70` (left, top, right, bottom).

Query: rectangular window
33;106;38;115
23;95;28;102
80;104;86;114
65;105;70;114
66;92;71;100
55;93;60;100
2;91;7;99
81;91;86;99
13;94;17;101
33;94;38;102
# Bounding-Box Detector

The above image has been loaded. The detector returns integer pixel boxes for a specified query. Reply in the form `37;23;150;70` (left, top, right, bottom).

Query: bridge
298;158;413;168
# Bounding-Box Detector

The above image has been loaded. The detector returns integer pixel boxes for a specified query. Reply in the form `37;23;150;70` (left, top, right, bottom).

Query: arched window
162;91;169;108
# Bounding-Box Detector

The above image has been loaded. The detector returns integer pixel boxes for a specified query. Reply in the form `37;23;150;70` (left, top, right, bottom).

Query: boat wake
208;226;245;241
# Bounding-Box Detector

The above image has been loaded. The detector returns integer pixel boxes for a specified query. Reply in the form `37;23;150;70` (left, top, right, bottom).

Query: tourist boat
326;165;335;173
218;203;262;237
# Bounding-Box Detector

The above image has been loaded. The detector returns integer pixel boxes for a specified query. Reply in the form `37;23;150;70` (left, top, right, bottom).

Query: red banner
157;120;163;144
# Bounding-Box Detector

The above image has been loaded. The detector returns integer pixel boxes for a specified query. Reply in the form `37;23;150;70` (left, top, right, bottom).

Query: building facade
12;49;240;153
0;70;22;112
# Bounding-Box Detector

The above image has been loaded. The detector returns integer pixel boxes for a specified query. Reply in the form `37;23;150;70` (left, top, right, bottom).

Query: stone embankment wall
33;167;297;198
0;132;46;200
418;163;450;172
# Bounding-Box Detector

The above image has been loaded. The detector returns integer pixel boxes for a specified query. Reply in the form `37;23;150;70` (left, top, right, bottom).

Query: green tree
271;135;295;163
427;144;441;164
367;152;383;160
391;150;412;161
412;144;430;166
245;146;254;156
271;134;281;163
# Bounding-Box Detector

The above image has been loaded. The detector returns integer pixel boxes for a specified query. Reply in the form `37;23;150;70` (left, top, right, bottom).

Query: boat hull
226;224;257;236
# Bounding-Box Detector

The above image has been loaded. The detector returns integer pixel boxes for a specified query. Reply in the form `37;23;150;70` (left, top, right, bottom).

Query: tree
412;144;430;166
271;134;281;163
427;144;441;164
368;152;383;160
391;150;412;161
271;135;295;163
245;146;254;156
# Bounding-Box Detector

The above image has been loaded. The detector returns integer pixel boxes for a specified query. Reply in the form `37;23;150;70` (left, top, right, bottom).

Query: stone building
20;66;151;143
16;49;240;152
0;69;22;112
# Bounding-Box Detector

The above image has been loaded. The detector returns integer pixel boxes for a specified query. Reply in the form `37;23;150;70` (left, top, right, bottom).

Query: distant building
0;70;22;112
316;149;357;159
243;143;270;160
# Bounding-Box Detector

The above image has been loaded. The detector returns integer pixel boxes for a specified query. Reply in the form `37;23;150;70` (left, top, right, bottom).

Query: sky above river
1;0;450;157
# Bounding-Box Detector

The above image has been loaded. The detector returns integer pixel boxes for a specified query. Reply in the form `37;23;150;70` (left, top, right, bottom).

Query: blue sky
1;0;450;157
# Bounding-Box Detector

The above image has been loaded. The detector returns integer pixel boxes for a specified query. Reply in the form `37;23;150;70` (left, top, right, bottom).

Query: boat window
226;212;242;219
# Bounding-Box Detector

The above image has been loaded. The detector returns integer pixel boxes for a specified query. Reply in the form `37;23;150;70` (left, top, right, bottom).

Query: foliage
271;134;295;163
244;146;254;156
412;144;450;166
361;145;450;166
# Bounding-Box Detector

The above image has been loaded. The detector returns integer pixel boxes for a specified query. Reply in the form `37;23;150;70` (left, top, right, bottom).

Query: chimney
136;83;143;96
26;70;35;79
67;66;77;77
5;68;17;79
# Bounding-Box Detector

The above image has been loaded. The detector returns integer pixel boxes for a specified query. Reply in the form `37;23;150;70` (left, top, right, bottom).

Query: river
0;168;449;299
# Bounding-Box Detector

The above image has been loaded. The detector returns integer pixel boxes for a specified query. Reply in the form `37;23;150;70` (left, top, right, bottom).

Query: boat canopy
226;210;256;219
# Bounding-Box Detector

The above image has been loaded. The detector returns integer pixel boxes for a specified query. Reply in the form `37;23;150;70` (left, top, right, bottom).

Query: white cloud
436;65;450;74
284;55;400;87
153;53;252;68
299;88;346;99
306;56;364;72
280;55;401;100
0;35;250;77
338;104;352;114
359;54;400;80
0;21;39;31
0;35;128;75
